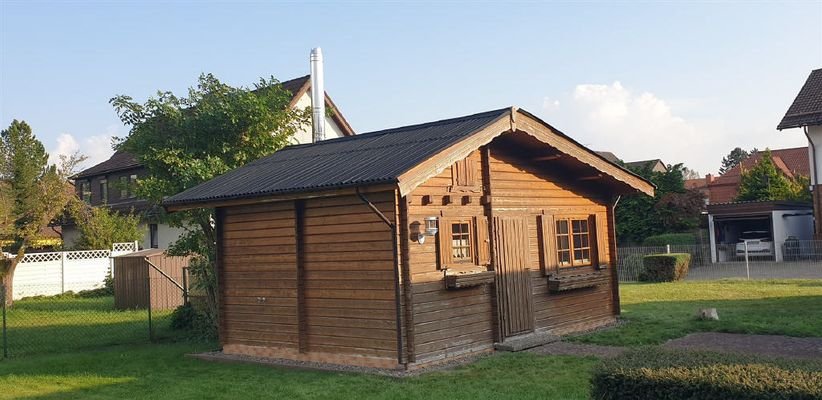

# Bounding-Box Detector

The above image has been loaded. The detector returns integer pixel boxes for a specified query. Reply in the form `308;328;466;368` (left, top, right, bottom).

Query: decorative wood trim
514;112;654;196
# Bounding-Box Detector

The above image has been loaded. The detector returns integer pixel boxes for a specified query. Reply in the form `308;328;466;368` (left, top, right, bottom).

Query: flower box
547;271;608;293
445;270;496;290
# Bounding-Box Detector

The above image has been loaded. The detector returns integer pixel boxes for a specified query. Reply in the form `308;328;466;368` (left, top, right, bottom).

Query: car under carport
708;200;813;262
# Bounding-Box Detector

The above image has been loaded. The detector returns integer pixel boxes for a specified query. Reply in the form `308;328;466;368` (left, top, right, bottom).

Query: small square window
555;217;593;267
451;222;472;262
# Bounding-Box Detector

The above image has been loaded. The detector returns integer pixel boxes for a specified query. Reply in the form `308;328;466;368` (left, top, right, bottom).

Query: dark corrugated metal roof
778;68;822;130
164;108;510;206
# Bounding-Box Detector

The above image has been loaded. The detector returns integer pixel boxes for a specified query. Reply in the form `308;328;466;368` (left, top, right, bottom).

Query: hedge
591;348;822;400
640;253;690;282
643;233;697;246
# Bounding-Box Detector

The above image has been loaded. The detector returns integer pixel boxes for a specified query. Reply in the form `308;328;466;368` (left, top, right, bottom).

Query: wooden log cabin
164;107;654;370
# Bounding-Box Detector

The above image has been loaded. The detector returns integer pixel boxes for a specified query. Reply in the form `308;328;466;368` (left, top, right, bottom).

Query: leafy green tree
736;149;811;202
616;163;704;244
0;120;79;305
110;73;310;326
69;203;143;250
719;147;750;175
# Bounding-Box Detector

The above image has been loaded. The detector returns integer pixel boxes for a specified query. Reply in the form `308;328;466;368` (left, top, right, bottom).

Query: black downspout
804;127;819;236
356;187;404;367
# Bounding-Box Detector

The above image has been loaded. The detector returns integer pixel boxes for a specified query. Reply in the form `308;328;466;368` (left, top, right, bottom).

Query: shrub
591;347;822;400
170;302;217;341
640;253;690;282
643;233;696;246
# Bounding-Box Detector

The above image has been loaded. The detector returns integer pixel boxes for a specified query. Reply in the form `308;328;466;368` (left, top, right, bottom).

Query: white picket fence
10;242;139;300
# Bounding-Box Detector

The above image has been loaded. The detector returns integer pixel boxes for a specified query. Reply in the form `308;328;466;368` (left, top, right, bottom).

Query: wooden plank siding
405;150;496;363
219;202;299;350
487;145;617;333
217;193;401;367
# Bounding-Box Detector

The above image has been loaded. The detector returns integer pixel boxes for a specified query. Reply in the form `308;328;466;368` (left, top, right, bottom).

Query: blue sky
2;1;821;174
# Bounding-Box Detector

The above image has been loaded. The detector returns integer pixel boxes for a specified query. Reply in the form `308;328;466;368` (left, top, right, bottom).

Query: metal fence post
744;241;751;280
666;244;671;254
182;267;189;305
2;284;7;359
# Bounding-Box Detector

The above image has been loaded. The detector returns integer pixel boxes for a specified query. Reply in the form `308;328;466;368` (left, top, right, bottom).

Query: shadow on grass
0;344;597;400
575;295;822;347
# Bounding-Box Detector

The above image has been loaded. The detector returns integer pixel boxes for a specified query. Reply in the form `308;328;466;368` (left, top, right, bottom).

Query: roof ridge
277;107;512;152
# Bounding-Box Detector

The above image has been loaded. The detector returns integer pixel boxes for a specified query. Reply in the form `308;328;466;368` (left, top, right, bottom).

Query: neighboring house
594;151;668;173
164;107;653;370
624;159;668;173
684;174;714;202
65;75;355;250
778;68;822;236
706;147;809;204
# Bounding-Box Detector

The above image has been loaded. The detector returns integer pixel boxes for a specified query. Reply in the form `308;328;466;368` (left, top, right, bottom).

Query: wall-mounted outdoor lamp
414;216;439;244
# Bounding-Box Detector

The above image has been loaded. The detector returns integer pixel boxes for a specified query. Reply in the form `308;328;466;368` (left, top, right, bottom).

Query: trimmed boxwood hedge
643;233;697;246
591;348;822;400
640;253;690;282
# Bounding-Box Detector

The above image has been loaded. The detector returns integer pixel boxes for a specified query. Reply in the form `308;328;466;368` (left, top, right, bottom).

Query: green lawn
0;343;596;400
576;279;822;346
4;295;175;357
0;280;820;399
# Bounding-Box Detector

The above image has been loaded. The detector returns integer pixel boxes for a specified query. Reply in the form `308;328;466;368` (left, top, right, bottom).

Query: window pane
573;235;582;248
558;236;570;250
556;220;568;234
581;235;589;247
558;250;571;264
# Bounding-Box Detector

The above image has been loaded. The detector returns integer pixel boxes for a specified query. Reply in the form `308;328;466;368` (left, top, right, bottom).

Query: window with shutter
438;216;490;269
450;154;480;191
548;215;599;269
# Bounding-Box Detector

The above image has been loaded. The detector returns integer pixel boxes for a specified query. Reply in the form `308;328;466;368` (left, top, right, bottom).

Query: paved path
527;341;626;359
663;332;822;360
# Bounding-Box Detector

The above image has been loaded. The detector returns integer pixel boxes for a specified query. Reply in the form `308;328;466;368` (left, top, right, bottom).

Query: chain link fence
1;276;186;359
617;240;822;282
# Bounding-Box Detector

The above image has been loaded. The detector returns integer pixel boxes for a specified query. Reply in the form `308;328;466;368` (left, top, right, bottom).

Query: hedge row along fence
591;348;822;400
639;253;691;282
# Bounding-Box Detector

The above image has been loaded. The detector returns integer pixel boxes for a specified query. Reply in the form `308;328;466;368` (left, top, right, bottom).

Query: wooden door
493;216;535;339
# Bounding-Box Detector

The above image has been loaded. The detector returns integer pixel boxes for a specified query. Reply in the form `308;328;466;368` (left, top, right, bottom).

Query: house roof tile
778;68;822;130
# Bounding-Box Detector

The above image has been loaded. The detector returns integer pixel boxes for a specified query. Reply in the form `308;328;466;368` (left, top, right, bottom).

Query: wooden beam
578;174;604;181
165;184;397;212
532;154;562;161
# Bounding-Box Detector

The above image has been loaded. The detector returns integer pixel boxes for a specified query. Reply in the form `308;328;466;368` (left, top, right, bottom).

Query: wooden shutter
593;213;608;269
538;214;558;275
473;216;491;266
437;217;452;270
451;154;478;189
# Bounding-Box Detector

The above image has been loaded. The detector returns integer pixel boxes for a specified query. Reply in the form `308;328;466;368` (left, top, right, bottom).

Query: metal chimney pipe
310;47;325;143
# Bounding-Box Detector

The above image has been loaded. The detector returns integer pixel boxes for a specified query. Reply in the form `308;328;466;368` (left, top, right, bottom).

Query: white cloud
49;131;115;171
542;97;560;111
546;81;725;174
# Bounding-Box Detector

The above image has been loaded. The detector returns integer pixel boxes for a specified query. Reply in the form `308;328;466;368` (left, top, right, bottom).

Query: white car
736;231;773;258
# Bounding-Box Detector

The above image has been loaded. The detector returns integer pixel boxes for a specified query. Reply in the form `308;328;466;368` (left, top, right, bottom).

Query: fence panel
617;240;822;282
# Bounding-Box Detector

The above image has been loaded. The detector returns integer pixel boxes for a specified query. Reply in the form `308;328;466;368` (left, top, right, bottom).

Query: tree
719;147;750;175
0;120;78;305
110;73;310;327
736;149;811;202
69;204;143;250
681;167;701;180
616;163;704;244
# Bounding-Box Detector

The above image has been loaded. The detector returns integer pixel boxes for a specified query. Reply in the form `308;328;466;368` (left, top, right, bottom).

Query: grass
1;280;820;399
575;279;822;346
4;295;175;357
0;343;597;400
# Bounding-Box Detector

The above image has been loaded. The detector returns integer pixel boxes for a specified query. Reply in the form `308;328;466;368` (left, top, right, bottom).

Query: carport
707;201;813;262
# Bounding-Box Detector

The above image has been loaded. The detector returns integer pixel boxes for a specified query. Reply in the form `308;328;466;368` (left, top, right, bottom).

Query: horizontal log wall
220;202;299;349
406;149;496;363
302;192;398;360
488;147;616;332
